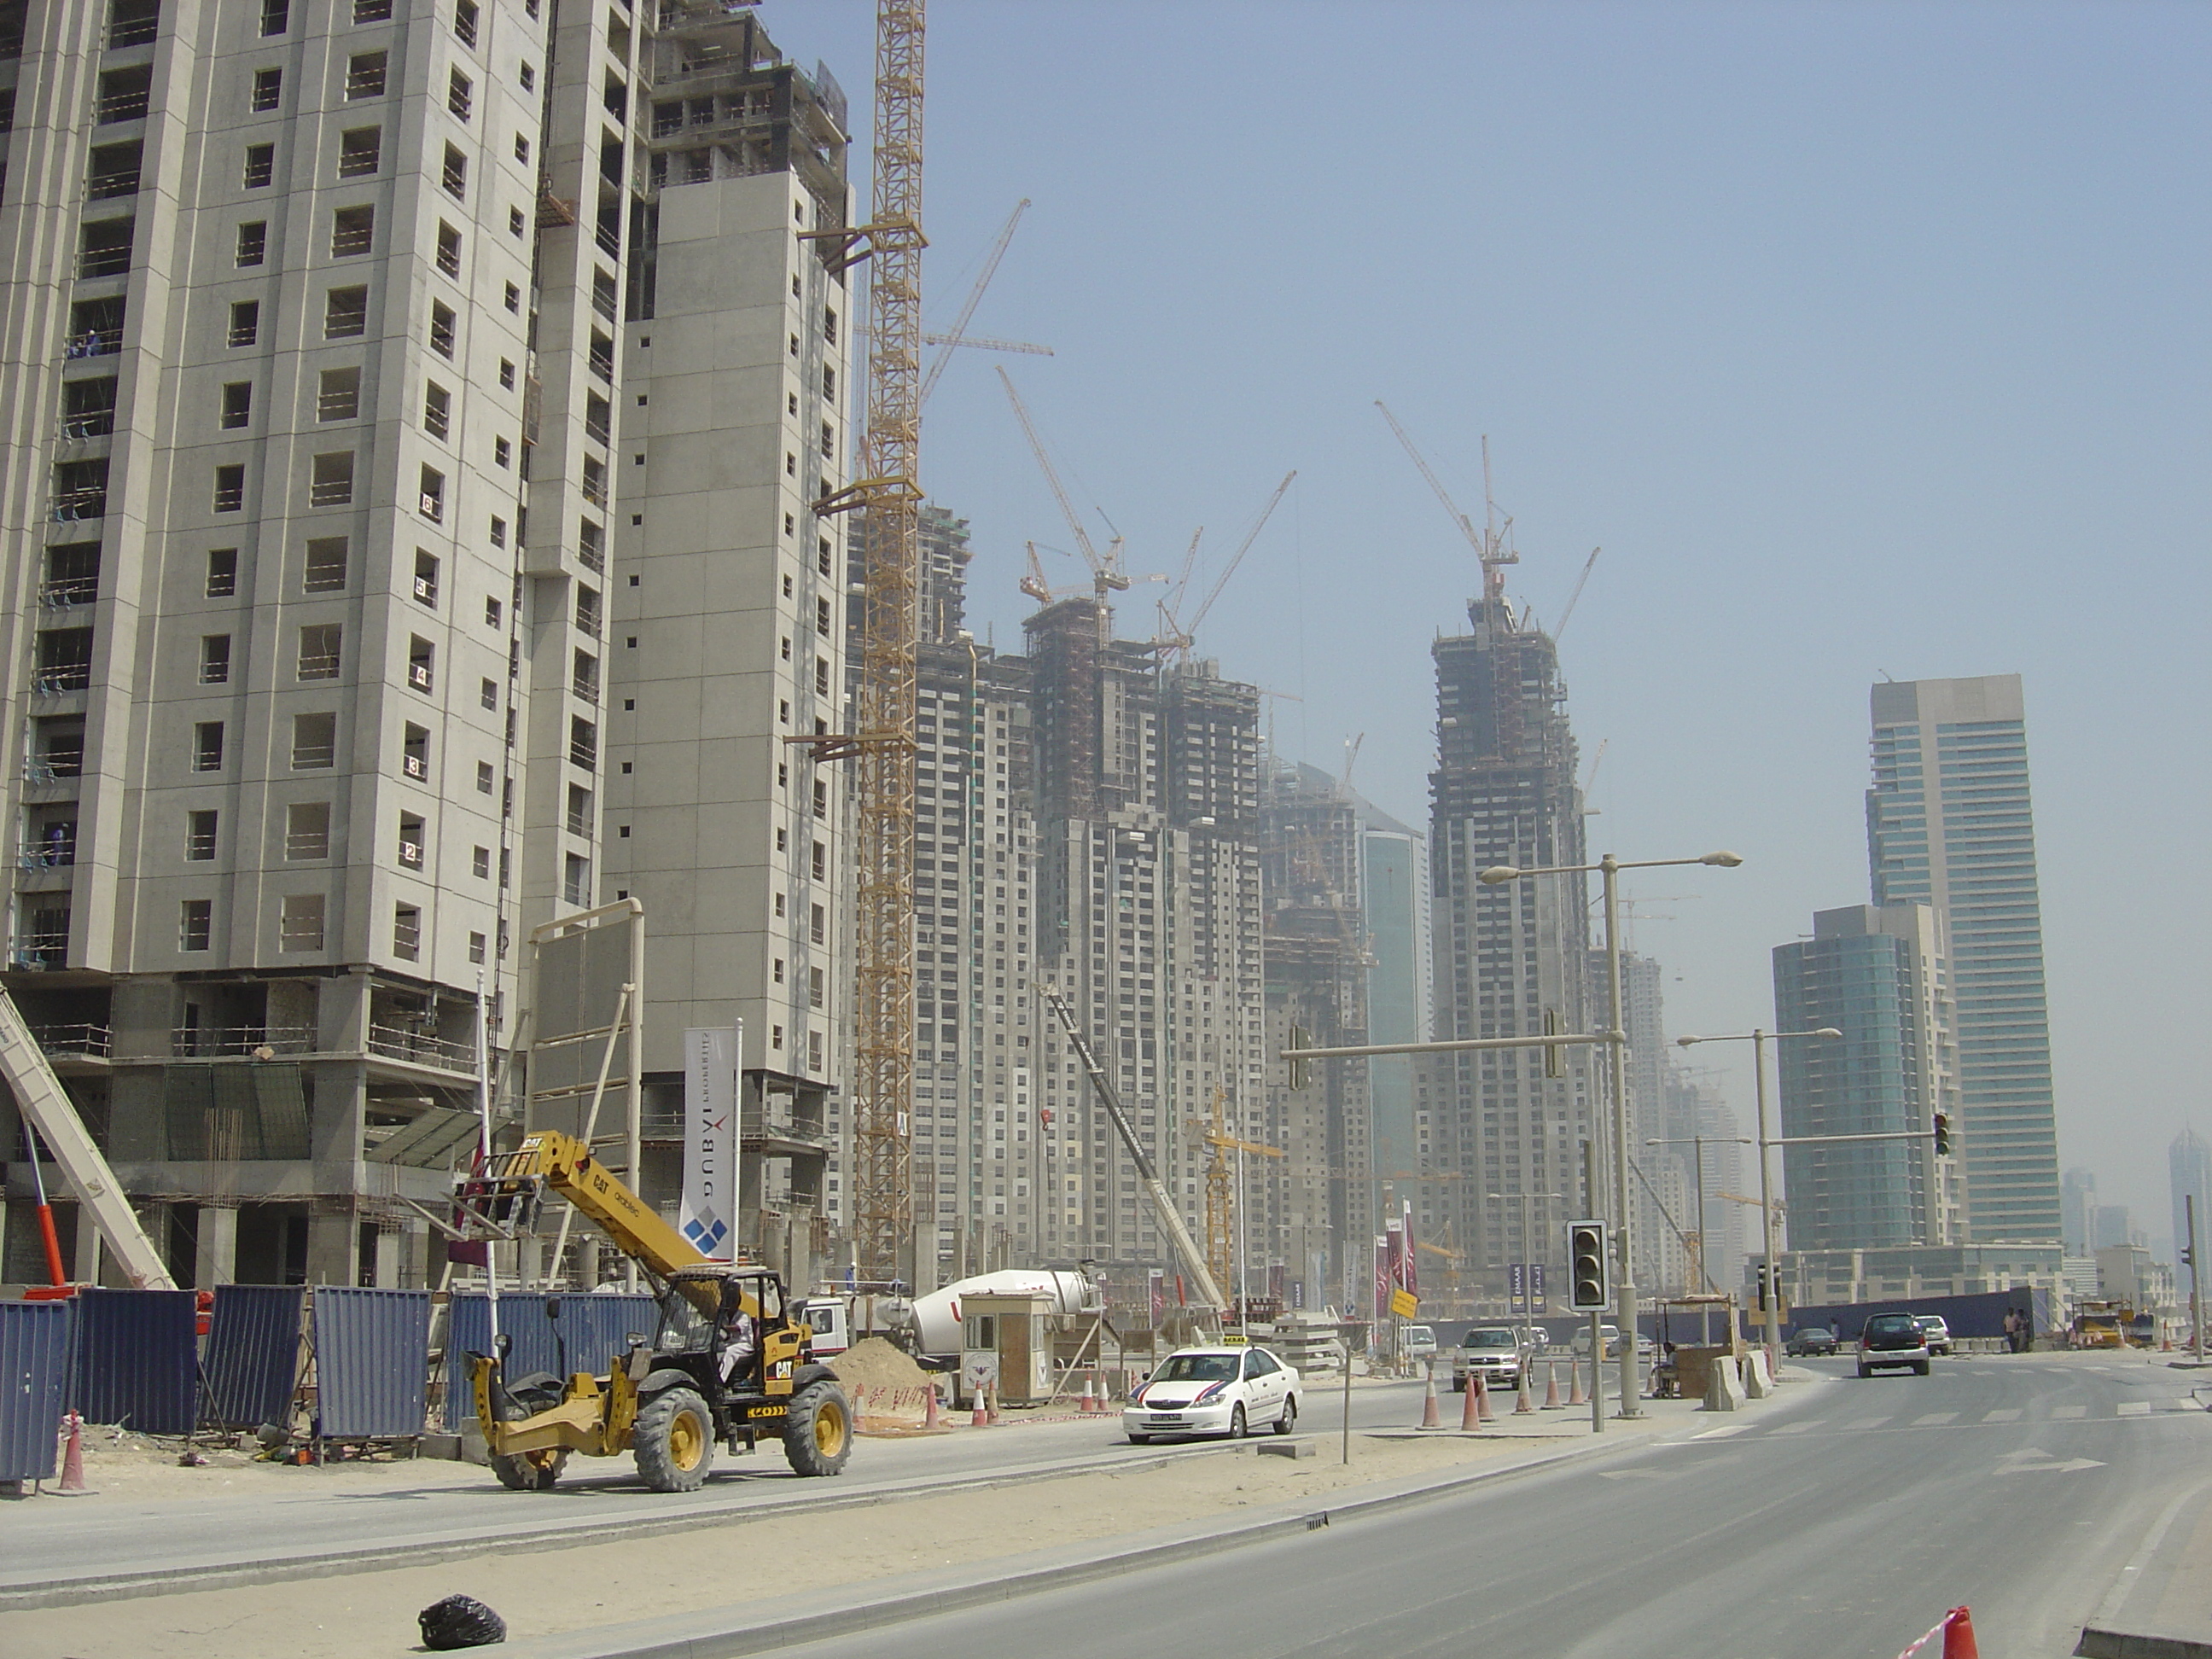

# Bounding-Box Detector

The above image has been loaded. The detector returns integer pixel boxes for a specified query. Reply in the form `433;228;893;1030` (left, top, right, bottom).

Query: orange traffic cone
969;1384;990;1428
55;1412;90;1495
1515;1371;1536;1415
1419;1361;1442;1429
923;1382;942;1430
1460;1370;1482;1431
1474;1371;1495;1422
986;1384;1001;1425
1941;1607;1978;1659
1544;1359;1563;1409
1569;1358;1587;1406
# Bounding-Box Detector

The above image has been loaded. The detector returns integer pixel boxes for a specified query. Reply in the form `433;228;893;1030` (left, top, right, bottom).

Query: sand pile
828;1336;941;1426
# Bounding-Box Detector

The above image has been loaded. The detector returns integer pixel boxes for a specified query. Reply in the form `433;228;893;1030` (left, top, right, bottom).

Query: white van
1403;1324;1438;1359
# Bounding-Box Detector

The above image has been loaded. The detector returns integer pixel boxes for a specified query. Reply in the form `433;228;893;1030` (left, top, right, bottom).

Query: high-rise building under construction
0;0;853;1289
1417;573;1595;1303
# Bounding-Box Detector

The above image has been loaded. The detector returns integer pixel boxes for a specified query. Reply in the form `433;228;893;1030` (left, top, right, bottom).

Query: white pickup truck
1449;1325;1534;1394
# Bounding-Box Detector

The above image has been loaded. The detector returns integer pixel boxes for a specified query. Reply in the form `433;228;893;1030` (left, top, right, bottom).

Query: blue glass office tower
1867;677;2062;1244
1773;905;1959;1249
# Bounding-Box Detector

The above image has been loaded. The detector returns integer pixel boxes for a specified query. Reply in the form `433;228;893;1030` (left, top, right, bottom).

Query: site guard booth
960;1291;1055;1406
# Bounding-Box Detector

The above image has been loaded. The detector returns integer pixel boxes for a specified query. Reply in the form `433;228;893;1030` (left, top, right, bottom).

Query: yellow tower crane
1190;1088;1287;1301
789;2;928;1287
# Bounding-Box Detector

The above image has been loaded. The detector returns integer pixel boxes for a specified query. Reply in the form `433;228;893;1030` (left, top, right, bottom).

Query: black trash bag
418;1594;507;1650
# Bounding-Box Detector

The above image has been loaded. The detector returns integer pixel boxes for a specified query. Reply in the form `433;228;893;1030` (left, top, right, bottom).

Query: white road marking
1912;1412;1959;1426
1982;1408;2022;1423
2117;1401;2151;1417
2052;1405;2087;1419
1846;1417;1892;1430
1768;1421;1822;1435
1692;1425;1745;1440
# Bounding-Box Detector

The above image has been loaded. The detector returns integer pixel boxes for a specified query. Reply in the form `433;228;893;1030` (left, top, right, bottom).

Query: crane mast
1045;991;1227;1312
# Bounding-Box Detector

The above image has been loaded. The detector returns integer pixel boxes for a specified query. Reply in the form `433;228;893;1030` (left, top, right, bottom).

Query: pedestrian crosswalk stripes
1982;1408;2022;1422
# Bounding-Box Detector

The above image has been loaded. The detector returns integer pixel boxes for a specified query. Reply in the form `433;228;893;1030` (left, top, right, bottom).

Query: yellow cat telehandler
454;1129;851;1491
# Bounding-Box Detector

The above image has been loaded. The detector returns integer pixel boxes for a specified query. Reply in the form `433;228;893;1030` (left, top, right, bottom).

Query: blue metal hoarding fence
0;1301;74;1481
442;1293;655;1430
201;1284;306;1430
311;1287;433;1440
73;1287;198;1434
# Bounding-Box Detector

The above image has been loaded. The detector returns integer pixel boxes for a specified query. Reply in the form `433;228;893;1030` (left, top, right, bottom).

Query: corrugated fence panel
201;1285;306;1429
443;1294;656;1430
312;1288;432;1439
73;1288;198;1434
0;1301;74;1481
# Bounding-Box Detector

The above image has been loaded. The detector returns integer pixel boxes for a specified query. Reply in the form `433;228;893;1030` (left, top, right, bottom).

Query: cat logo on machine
772;1359;795;1380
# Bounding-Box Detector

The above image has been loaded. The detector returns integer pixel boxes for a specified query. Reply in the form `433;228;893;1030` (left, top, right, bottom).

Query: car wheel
1856;1363;1871;1379
1274;1395;1297;1435
1451;1378;1465;1394
1127;1433;1151;1445
1229;1403;1248;1440
1914;1361;1930;1376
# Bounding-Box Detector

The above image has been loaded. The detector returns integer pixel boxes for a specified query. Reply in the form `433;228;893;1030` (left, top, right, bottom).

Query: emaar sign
681;1025;740;1260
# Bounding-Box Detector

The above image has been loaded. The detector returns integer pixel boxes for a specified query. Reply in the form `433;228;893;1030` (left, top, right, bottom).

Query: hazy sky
771;2;2209;1234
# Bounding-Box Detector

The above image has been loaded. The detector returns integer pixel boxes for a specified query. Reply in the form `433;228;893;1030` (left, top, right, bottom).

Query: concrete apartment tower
0;0;620;1289
602;4;852;1282
1418;580;1594;1303
1259;760;1371;1310
1867;675;2062;1244
1771;905;1961;1251
0;0;853;1291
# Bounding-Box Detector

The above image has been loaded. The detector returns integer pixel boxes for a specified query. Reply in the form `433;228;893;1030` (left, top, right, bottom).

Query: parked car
1403;1324;1439;1360
1125;1346;1300;1442
1450;1325;1530;1394
1912;1314;1954;1357
1571;1323;1623;1359
1858;1312;1931;1377
1786;1326;1840;1357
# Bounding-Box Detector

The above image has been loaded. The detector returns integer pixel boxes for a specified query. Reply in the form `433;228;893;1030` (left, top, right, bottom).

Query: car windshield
1151;1353;1239;1383
1866;1314;1917;1334
1800;1328;1833;1339
1463;1329;1517;1349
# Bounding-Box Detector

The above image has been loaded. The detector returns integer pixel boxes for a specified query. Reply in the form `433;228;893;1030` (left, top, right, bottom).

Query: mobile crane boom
1043;989;1227;1312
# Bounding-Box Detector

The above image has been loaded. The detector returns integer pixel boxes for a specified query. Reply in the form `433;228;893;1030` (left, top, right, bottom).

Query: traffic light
1287;1025;1313;1091
1755;1264;1772;1311
1933;1112;1953;1156
1543;1008;1563;1079
1568;1221;1610;1313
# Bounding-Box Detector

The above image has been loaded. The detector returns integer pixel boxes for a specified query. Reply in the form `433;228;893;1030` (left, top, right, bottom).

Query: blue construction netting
311;1287;433;1440
443;1292;656;1431
201;1284;306;1430
73;1287;198;1434
0;1301;74;1481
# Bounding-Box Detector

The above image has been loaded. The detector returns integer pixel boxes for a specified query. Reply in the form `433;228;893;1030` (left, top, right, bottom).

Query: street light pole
1676;1026;1841;1377
1481;847;1743;1417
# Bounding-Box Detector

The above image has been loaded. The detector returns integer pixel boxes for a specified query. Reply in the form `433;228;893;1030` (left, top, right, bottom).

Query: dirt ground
1;1432;1529;1658
14;1425;488;1503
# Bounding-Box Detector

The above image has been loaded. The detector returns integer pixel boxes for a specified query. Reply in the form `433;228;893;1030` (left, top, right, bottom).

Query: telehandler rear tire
633;1387;715;1492
782;1380;852;1476
491;1448;568;1491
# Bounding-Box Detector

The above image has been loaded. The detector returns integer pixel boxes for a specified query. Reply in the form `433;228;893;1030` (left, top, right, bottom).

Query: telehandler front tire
782;1381;852;1476
633;1387;715;1492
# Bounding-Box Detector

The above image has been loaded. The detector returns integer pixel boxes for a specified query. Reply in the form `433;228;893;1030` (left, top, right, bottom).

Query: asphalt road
0;1371;1431;1600
778;1353;2212;1659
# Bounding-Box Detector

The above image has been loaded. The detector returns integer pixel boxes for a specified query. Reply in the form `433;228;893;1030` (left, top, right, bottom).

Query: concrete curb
2076;1633;2212;1659
0;1440;1254;1612
494;1435;1634;1659
2073;1474;2212;1659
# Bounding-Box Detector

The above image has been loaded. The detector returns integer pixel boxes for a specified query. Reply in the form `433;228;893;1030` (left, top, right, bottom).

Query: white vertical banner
681;1024;740;1260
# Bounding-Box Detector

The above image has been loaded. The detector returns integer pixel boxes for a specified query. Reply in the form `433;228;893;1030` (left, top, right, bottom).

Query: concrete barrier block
1744;1349;1775;1398
1703;1355;1746;1412
1258;1437;1318;1459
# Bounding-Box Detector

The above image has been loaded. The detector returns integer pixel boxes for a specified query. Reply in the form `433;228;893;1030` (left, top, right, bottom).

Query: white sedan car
1125;1346;1301;1442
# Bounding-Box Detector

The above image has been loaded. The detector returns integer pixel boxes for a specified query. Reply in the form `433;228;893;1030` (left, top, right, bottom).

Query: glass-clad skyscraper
1866;676;2061;1243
